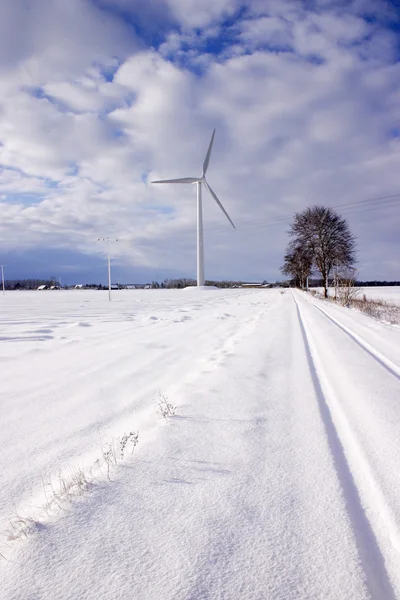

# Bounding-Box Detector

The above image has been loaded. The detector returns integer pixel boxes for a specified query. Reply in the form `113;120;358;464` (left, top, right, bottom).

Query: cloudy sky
1;0;399;284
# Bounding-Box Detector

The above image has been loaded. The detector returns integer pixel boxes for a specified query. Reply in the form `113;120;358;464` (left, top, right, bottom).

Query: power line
234;192;400;228
329;192;400;210
202;192;400;234
129;191;400;245
147;198;400;241
338;201;400;218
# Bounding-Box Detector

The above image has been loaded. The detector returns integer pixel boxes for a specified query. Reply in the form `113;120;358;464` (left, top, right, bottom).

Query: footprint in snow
32;328;53;334
173;315;192;323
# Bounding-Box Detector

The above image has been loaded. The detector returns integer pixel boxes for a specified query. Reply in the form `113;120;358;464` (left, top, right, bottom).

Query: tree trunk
323;271;328;298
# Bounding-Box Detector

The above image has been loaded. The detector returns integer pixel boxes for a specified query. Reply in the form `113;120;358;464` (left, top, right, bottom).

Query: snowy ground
317;286;400;305
356;286;400;305
1;288;399;599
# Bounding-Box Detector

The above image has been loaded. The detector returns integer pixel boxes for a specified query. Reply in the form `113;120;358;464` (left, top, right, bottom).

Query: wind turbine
152;129;235;287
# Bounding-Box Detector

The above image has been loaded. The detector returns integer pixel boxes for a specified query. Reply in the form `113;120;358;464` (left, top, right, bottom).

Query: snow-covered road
1;289;399;599
294;292;400;599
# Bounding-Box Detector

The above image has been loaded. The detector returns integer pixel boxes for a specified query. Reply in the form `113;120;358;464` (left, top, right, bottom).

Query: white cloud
238;16;293;50
43;69;128;114
165;0;239;28
0;0;138;78
0;0;399;281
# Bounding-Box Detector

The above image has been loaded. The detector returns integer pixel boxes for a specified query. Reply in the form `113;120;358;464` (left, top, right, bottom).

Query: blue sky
0;0;400;284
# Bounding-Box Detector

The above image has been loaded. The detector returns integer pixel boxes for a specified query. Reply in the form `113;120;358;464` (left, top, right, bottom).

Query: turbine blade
151;177;199;184
202;129;216;178
204;180;235;229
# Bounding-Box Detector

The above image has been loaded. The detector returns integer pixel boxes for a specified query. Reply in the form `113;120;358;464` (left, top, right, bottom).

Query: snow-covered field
356;286;400;305
1;288;400;599
315;286;400;305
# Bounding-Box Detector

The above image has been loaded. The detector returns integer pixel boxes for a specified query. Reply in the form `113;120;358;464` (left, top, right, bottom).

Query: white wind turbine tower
152;129;235;287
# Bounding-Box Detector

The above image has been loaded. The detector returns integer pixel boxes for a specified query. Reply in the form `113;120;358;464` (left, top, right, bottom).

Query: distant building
37;284;48;290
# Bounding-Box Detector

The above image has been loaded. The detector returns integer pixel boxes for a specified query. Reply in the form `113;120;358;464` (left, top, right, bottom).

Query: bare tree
281;241;312;289
335;266;359;306
288;206;356;298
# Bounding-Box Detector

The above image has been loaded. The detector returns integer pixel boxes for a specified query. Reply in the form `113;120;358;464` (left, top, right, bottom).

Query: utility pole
98;238;118;301
1;265;6;295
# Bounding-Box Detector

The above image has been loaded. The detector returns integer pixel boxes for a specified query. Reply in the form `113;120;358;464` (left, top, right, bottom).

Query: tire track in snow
181;293;369;600
294;294;397;600
0;292;373;598
300;293;400;380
